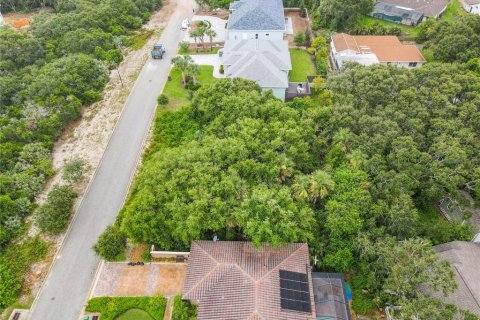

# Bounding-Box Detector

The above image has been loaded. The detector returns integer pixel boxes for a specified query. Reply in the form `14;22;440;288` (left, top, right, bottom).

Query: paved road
29;1;196;319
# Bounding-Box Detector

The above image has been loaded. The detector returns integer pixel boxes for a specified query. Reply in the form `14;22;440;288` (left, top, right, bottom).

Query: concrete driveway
184;15;227;43
28;1;196;319
92;262;187;298
190;54;224;78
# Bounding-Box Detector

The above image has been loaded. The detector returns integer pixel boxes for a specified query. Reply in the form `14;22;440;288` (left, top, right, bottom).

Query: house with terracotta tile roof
330;33;425;71
182;241;352;320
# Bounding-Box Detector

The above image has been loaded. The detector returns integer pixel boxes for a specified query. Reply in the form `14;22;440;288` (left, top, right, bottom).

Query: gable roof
228;0;285;31
332;33;425;63
374;2;424;21
378;0;449;17
433;241;480;317
183;241;315;320
222;39;291;88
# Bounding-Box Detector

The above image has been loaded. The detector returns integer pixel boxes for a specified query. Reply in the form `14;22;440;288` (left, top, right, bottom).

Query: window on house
266;33;270;36
408;62;418;67
255;34;258;39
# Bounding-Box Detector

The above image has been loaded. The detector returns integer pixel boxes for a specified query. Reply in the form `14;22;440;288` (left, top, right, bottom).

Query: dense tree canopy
315;0;374;31
0;0;162;311
119;61;479;317
418;14;480;63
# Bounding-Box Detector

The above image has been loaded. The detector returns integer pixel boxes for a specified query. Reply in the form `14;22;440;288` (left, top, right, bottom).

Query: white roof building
221;39;291;101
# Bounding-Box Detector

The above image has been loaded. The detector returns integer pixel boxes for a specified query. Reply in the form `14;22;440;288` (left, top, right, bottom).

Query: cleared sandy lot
92;262;187;298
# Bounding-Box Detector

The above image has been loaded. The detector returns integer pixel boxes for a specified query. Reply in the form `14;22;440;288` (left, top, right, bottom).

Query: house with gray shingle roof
227;0;286;41
221;39;291;101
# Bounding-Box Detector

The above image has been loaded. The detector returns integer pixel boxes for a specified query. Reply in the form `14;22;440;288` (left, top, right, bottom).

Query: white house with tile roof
222;39;291;101
227;0;286;41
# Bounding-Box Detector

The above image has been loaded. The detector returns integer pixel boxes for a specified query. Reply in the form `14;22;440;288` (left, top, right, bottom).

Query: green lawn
440;0;466;22
161;65;217;110
358;16;420;38
289;48;316;82
116;309;154;320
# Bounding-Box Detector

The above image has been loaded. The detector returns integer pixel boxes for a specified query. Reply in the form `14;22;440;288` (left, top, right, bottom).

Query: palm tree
187;63;200;84
197;25;207;50
205;28;217;51
292;175;310;201
171;55;194;86
190;29;201;53
308;170;335;203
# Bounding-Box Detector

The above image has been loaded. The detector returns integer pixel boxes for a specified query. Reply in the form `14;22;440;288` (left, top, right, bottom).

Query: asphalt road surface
29;1;196;319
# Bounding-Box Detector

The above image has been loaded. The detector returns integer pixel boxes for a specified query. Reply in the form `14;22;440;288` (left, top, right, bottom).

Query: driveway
28;1;197;319
92;263;187;298
184;15;227;43
190;54;224;78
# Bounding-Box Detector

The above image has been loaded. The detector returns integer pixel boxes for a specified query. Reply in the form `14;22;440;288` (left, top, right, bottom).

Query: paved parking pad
92;263;187;298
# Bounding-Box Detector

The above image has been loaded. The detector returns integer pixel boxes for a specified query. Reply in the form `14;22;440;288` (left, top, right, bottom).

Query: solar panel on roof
281;288;310;301
279;269;312;313
281;278;309;292
281;298;312;312
280;270;308;282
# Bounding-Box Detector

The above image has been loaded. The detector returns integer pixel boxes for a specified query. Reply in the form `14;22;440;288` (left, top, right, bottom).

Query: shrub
300;6;307;18
0;264;21;310
37;185;77;234
179;41;190;53
62;157;86;184
305;29;312;47
185;81;201;91
0;237;49;310
93;225;127;261
86;296;167;320
157;94;169;105
294;32;306;47
219;64;224;74
172;295;197;320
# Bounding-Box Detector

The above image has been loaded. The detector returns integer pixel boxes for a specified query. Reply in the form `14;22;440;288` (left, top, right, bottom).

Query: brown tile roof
183;241;315;320
379;0;449;17
332;33;425;63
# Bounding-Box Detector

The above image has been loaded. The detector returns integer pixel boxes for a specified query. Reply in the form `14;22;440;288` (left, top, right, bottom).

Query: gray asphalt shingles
228;0;285;31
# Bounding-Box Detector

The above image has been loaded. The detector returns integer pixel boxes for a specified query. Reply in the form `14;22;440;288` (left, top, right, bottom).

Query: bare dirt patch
196;9;229;20
3;8;53;31
92;263;187;298
285;10;311;46
15;0;177;308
